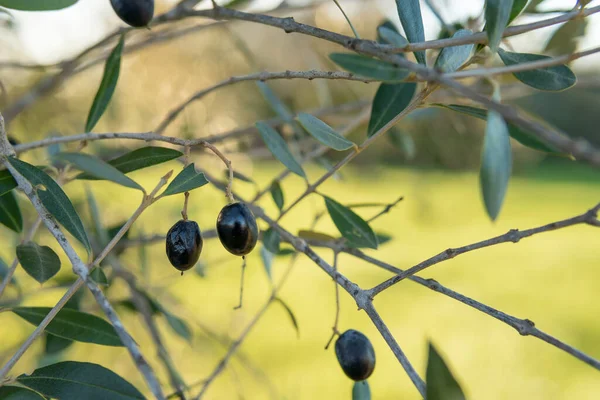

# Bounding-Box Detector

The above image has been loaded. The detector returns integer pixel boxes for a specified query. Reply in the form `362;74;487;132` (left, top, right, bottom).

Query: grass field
1;159;599;399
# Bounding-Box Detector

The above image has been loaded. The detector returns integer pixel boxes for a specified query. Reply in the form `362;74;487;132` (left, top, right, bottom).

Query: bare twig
324;251;341;350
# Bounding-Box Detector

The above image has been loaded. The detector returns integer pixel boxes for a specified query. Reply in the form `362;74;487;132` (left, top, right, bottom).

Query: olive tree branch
367;203;600;296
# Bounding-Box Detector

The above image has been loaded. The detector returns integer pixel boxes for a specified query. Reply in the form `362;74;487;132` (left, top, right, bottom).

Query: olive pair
166;202;259;272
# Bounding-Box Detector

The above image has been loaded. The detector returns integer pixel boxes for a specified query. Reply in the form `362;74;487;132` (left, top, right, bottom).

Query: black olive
335;329;376;381
216;202;258;256
110;0;154;28
165;220;202;272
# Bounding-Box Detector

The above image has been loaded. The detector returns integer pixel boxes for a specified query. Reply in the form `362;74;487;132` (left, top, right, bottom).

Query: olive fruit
110;0;154;28
335;329;376;381
165;220;203;272
216;202;259;256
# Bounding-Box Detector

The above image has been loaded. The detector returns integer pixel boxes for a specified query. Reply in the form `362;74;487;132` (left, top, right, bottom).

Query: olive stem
200;141;235;203
324;251;341;350
233;256;246;310
181;192;190;220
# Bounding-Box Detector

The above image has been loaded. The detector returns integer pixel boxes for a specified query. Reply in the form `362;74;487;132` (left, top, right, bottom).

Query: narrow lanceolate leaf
0;0;78;11
329;53;409;82
12;307;123;346
162;309;192;343
7;158;91;253
270;181;284;211
262;228;281;254
256;81;305;137
352;381;371;400
0;191;22;233
432;104;560;154
296;113;354;151
434;30;474;72
497;49;576;91
0;386;44;399
260;246;274;280
324;196;378;249
78;147;183;180
17;361;144;400
0;256;18;287
45;333;74;355
86;186;109;246
368;82;417;137
480;99;512;221
395;0;426;64
161;163;209;197
56;152;143;191
377;23;408;48
544;19;587;56
426;343;466;400
485;0;514;52
274;297;299;337
509;0;529;24
298;230;337;242
16;242;61;284
85;34;124;132
90;267;109;286
0;169;17;197
256;122;305;178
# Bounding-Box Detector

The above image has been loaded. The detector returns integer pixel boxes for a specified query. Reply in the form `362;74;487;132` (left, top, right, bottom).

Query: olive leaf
426;343;466;400
497;49;576;91
270;181;284;211
161;163;209;197
262;228;281;254
485;0;514;52
17;361;144;399
298;230;337;242
45;333;74;356
0;386;44;399
16;242;61;284
0;169;17;197
324;196;378;249
395;0;426;64
368;82;417;137
55;152;144;191
377;21;408;49
0;256;18;288
434;29;474;72
274;297;299;337
260;246;275;280
329;53;409;82
90;267;109;286
0;190;22;233
256;122;305;178
12;307;123;346
86;34;124;132
296;113;354;151
7;158;91;253
352;381;371;400
0;0;78;11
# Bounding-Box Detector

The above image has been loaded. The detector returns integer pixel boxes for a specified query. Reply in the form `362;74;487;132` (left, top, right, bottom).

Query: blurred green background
1;0;600;399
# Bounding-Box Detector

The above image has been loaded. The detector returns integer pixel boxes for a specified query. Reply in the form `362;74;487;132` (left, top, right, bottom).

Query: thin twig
324;251;340;349
332;0;360;39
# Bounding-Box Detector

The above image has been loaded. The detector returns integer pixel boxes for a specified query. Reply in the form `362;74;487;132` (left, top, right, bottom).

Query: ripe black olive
110;0;154;28
216;202;258;256
335;329;376;381
165;220;202;272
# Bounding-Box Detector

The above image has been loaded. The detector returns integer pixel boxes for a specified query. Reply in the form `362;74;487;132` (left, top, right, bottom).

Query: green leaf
274;297;299;337
352;381;371;400
256;122;305;178
509;0;529;23
78;147;182;180
0;169;17;197
485;0;514;52
388;128;416;160
0;0;77;11
45;333;74;355
7;158;91;253
297;230;337;242
86;186;109;246
256;81;305;138
17;361;144;399
0;256;18;287
16;242;61;284
263;228;281;254
86;34;124;132
162;309;192;343
329;53;409;82
0;190;22;233
90;267;109;286
12;307;123;346
230;169;255;184
497;49;576;91
480;99;512;221
0;386;44;399
426;343;466;400
544;19;587;56
432;104;560;153
161;163;209;197
434;29;474;72
276;248;296;256
324;196;378;249
395;0;426;64
56;152;143;191
270;181;284;211
377;23;408;48
260;246;274;280
296;113;355;151
368;82;417;137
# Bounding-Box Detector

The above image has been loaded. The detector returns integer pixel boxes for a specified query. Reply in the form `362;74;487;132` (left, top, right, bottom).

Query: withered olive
216;202;258;256
110;0;154;28
166;220;202;272
335;329;376;381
